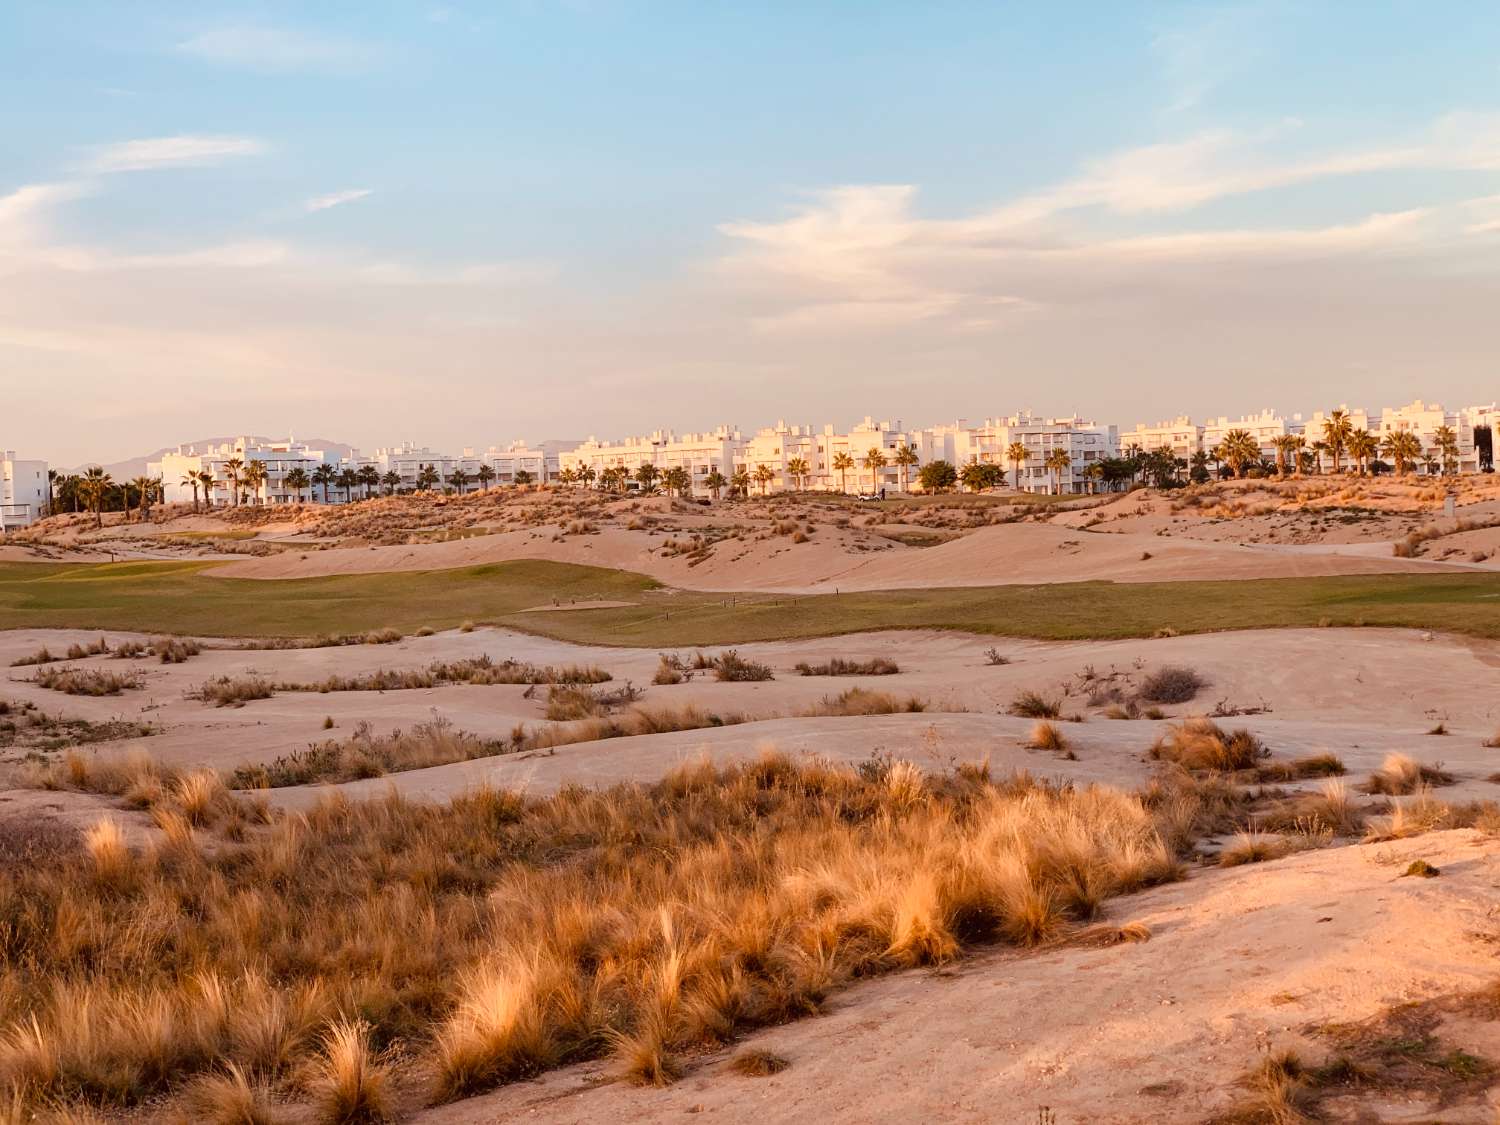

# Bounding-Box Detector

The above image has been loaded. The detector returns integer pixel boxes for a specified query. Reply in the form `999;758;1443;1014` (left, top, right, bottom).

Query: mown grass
5;560;1500;646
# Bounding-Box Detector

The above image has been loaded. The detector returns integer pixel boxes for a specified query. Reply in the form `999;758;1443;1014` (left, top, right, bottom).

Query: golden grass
799;688;927;717
1150;718;1265;772
30;667;141;697
0;753;1182;1117
793;658;900;677
1028;721;1068;751
1362;752;1455;796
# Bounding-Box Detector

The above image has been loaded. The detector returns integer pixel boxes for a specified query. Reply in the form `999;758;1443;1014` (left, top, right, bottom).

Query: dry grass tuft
1362;753;1455;796
1008;691;1061;719
800;688;926;717
794;657;899;677
182;1061;277;1124
193;676;275;708
728;1048;789;1076
0;755;1182;1118
1150;718;1265;772
308;1020;392;1124
1218;831;1291;867
1028;721;1068;751
1137;666;1206;704
31;666;141;697
228;718;511;789
711;651;774;682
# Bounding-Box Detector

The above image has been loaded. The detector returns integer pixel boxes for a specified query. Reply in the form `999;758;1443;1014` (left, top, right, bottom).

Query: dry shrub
1218;831;1291;867
308;1020;391;1124
800;689;926;717
1252;753;1345;782
544;684;608;721
0;755;1182;1117
182;1062;277;1125
281;658;611;695
1362;752;1454;796
1008;691;1061;719
1137;666;1205;704
227;719;508;788
194;676;275;708
10;646;58;668
793;657;899;676
712;651;774;682
1028;721;1067;751
1149;718;1265;772
113;638;202;664
32;667;141;697
653;655;685;685
728;1048;789;1076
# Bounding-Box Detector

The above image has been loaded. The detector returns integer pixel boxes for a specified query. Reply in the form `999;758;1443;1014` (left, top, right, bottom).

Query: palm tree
448;467;470;496
730;467;751;498
832;451;854;494
336;468;358;502
197;470;215;509
1321;410;1353;474
635;463;659;494
241;460;267;506
1309;441;1328;475
1081;461;1104;494
662;466;691;497
77;467;113;529
704;469;727;499
1272;435;1300;478
284;467;310;504
1219;430;1260;479
1005;441;1028;490
416;464;440;491
753;464;775;496
1348;429;1377;475
1380;430;1421;476
786;457;810;492
477;464;496;492
892;445;919;493
180;472;202;513
513;469;534;487
1421;450;1439;477
862;447;888;495
381;471;401;495
1043;448;1072;493
1434;425;1460;475
577;465;597;490
357;465;380;499
312;464;337;503
222;458;244;507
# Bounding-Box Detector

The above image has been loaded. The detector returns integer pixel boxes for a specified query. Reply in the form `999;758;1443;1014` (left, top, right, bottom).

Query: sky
3;1;1500;465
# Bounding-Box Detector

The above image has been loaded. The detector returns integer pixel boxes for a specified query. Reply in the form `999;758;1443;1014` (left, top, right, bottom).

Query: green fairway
2;558;1499;646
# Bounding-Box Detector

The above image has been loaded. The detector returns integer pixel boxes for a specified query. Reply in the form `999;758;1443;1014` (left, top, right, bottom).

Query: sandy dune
210;521;1474;591
418;828;1500;1124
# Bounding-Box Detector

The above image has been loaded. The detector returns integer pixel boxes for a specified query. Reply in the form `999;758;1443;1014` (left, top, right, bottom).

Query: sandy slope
417;828;1500;1124
208;521;1474;591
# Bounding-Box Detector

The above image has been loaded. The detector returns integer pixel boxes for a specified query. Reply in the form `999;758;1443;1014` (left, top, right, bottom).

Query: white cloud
177;25;380;73
305;189;373;213
86;135;267;174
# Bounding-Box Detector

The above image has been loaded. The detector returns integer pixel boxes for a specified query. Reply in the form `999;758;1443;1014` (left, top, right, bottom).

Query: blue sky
4;2;1500;463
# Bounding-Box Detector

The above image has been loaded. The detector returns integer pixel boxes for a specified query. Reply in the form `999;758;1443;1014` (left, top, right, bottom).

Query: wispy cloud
305;188;373;213
177;25;380;73
86;135;267;174
1151;6;1264;113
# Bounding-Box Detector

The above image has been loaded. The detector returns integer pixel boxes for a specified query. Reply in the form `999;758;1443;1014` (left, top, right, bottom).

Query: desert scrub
31;665;143;696
793;657;899;676
1362;752;1455;795
1136;665;1205;704
227;718;512;788
113;637;202;663
1007;691;1061;719
0;700;153;752
279;657;611;693
0;753;1183;1118
799;688;927;716
1149;717;1265;772
711;650;774;682
193;675;275;707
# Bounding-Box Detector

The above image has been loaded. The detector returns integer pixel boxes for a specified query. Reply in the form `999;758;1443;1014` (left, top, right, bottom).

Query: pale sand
208;520;1475;591
416;828;1500;1124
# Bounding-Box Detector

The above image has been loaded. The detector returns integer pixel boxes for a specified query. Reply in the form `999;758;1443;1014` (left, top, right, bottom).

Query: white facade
1125;417;1203;462
152;437;342;507
1203;410;1301;460
1;451;49;529
955;413;1119;494
560;427;744;493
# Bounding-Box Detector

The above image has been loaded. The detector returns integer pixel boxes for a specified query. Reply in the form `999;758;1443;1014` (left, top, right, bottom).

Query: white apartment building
560;426;744;493
1124;416;1203;461
955;413;1118;494
1;451;49;530
152;437;341;507
1202;409;1302;461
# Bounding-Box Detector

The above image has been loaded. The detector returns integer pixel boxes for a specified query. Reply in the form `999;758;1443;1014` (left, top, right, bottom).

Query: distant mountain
79;436;358;479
